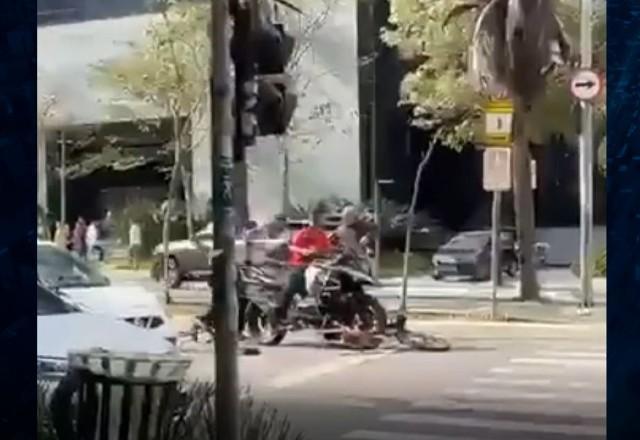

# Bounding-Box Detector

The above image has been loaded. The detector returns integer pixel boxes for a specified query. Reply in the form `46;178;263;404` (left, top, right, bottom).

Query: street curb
404;308;603;325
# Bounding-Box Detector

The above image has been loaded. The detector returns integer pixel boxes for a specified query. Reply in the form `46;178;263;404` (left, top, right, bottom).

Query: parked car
151;223;289;288
37;241;177;343
37;283;176;381
431;230;513;281
388;211;452;251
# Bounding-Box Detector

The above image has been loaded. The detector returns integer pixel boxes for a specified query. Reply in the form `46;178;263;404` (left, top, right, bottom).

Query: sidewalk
399;299;606;325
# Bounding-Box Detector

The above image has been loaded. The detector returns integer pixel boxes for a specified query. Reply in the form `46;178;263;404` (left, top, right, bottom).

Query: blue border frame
607;1;640;438
0;1;37;438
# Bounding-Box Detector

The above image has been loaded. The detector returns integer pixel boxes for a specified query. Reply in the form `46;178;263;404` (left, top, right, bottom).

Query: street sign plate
484;99;514;146
570;70;602;101
483;148;511;191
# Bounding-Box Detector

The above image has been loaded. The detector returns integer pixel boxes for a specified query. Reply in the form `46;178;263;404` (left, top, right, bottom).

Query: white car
37;241;177;343
37;284;176;380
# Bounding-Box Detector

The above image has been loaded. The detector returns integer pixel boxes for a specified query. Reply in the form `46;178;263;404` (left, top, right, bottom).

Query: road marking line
445;387;605;404
381;413;606;436
343;430;475;440
448;388;556;401
569;381;605;390
535;350;606;359
472;377;553;386
411;399;606;417
510;357;606;368
265;353;389;389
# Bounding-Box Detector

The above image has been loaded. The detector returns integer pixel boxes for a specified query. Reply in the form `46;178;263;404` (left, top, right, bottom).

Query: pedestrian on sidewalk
86;221;101;261
54;221;70;250
128;220;142;270
72;217;88;259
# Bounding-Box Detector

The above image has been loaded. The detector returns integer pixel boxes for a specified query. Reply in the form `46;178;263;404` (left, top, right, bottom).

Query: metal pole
210;0;240;438
369;0;380;278
490;191;502;320
60;131;66;226
579;0;594;308
371;102;380;278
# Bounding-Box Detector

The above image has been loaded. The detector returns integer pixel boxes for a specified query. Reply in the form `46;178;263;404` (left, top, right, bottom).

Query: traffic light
256;74;298;135
251;10;297;136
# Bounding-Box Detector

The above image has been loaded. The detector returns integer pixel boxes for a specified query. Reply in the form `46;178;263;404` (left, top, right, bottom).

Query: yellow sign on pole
484;99;514;147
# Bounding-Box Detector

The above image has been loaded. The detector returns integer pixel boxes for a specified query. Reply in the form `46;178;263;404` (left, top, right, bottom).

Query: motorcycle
242;253;388;346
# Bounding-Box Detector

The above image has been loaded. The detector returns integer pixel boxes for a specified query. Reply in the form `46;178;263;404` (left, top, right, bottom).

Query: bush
570;248;607;278
594;248;606;277
37;381;304;440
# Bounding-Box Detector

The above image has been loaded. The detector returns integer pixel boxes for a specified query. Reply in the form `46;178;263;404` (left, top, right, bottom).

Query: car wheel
432;271;443;281
165;256;183;288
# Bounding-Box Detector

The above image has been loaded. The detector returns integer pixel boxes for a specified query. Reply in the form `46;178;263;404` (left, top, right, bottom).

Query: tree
383;0;605;300
271;0;344;215
92;1;209;298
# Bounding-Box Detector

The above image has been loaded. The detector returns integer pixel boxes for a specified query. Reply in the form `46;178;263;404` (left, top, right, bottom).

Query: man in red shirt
277;203;334;322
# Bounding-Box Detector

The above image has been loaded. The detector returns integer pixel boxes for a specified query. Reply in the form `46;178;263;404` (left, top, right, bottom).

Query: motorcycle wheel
358;297;388;335
246;304;287;346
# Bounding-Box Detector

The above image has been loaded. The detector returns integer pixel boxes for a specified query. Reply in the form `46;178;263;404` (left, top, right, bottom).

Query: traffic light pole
210;0;240;439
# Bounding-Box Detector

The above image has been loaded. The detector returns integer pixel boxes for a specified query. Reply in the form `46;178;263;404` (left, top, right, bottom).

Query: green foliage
383;0;607;149
594;248;606;277
36;381;304;440
37;382;57;440
92;2;209;120
598;135;606;176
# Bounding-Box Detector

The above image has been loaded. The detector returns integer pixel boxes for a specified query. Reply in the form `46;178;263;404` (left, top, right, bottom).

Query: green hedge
37;381;303;440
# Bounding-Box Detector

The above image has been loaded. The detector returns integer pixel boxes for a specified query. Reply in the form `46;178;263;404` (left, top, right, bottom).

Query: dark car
431;230;518;281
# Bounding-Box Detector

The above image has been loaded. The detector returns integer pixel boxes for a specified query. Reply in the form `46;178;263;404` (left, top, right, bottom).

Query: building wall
191;0;362;223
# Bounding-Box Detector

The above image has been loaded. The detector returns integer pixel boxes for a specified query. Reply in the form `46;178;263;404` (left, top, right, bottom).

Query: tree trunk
162;161;181;302
512;98;539;300
181;165;195;239
163;113;184;301
400;141;436;320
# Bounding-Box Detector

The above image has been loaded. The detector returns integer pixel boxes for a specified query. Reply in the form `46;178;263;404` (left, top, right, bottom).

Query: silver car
151;223;289;288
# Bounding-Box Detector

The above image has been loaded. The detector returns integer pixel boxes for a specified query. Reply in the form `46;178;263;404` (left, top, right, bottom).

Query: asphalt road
183;320;606;440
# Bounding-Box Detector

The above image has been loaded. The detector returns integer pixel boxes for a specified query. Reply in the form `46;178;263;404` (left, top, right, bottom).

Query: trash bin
50;349;191;440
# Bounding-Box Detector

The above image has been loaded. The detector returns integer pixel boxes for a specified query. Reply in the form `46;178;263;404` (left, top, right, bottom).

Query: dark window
37;284;78;315
37;244;110;289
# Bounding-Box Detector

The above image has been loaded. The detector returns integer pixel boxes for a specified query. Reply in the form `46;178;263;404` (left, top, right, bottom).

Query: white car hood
60;285;166;319
38;313;175;360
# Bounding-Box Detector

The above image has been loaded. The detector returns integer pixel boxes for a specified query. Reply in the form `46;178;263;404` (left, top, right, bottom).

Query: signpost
573;0;600;309
483;98;514;320
484;99;514;146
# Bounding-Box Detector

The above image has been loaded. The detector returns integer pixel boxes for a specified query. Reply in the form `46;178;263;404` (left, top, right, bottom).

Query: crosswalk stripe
448;388;556;401
535;350;606;359
445;387;605;404
472;377;552;386
342;430;475;440
381;413;605;436
411;399;606;417
510;357;606;368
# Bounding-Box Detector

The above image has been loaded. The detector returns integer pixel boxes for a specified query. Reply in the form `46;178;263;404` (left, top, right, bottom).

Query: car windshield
37;244;110;288
444;233;490;251
37;284;80;315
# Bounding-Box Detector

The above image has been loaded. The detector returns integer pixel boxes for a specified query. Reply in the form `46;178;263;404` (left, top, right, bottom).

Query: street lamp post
579;0;594;309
